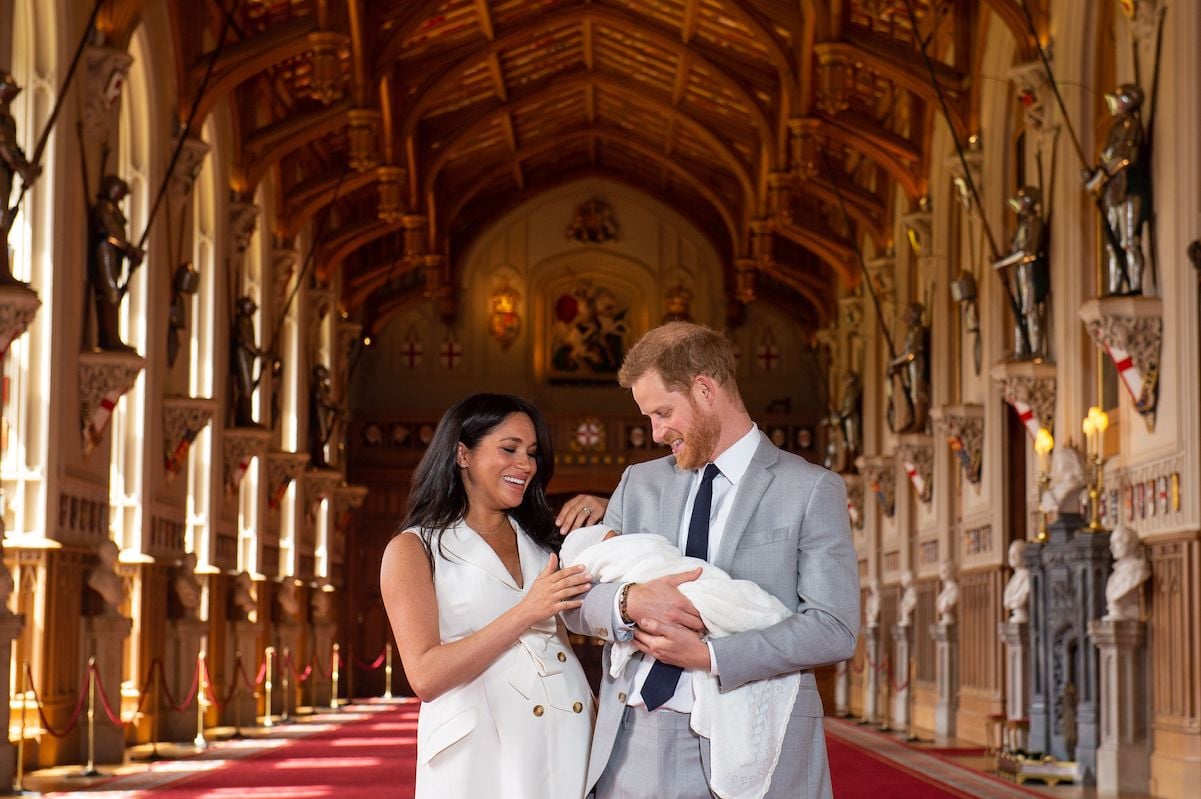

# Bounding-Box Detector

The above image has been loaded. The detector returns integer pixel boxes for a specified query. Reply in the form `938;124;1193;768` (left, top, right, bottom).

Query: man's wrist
618;582;637;626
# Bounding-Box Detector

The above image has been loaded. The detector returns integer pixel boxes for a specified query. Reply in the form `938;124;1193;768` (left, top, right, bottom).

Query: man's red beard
672;399;720;471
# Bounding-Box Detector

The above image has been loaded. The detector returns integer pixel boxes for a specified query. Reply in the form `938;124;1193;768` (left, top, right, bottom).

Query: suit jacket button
617;692;627;703
573;701;584;713
557;652;567;662
533;705;544;717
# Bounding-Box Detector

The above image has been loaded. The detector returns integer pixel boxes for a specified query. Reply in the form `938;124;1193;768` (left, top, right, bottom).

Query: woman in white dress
381;394;595;799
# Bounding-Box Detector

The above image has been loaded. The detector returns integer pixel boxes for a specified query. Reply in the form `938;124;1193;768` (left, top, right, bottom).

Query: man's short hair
618;322;739;396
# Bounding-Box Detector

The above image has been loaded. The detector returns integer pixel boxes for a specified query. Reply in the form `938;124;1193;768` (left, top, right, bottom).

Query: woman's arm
380;533;590;701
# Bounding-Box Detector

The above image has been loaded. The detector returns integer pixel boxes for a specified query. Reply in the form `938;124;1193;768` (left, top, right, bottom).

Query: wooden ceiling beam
672;56;690;107
582;19;594;71
317;217;402;280
681;0;700;44
475;0;494;42
810;116;926;201
279;167;381;239
239;99;353;191
488;52;508;102
774;220;857;287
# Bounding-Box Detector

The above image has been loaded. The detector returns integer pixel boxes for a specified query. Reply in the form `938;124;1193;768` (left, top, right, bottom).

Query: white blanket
561;526;799;799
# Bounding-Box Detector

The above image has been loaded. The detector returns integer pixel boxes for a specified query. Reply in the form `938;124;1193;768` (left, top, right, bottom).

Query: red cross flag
401;338;423;369
440;338;463;370
756;343;780;372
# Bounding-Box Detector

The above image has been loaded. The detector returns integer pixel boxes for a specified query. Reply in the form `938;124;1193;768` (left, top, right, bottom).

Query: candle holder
1082;407;1109;532
1034;428;1054;542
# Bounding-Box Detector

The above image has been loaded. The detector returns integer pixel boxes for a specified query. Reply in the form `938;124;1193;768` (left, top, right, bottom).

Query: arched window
185;118;219;566
1;0;57;542
109;28;152;554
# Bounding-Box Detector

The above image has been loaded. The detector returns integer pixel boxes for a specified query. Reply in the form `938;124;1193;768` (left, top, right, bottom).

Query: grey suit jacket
565;430;859;796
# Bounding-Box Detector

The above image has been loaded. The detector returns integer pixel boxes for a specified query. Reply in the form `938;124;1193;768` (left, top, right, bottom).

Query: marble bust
1104;524;1150;621
172;552;202;617
1002;539;1031;623
231;571;257;621
277;578;300;621
935;559;959;624
1039;445;1088;515
864;577;881;628
897;570;917;627
87;539;126;615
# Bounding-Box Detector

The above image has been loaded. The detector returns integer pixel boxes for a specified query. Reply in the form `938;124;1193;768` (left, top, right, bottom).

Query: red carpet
828;735;979;798
146;702;418;799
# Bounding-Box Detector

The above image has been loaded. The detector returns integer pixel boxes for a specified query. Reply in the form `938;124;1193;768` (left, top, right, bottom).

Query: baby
561;525;797;799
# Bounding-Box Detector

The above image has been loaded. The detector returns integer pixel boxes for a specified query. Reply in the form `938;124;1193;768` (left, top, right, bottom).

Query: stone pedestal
275;620;302;716
1088;619;1150;795
162;617;206;741
863;624;881;724
81;613;133;764
835;659;849;717
891;624;912;732
225;620;261;726
932;621;958;739
311;620;337;707
1026;513;1111;782
1000;621;1030;752
0;612;26;786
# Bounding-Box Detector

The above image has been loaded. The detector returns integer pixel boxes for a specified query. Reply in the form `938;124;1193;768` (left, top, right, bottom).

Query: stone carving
79;350;145;456
172;552;202;618
857;456;896;518
87;539;125;615
935;559;959;624
897;570;917;627
277;578;300;621
303;469;343;516
272;246;300;309
896;436;933;504
865;577;881;628
307;31;345;104
1080;297;1162;426
1003;539;1031;623
228;202;260;262
566;197;619;243
934;405;984;485
163;396;216;483
231;570;256;621
376;165;405;223
1009;59;1057;153
844;474;864;530
347;108;381;172
222;427;271;493
168;134;210;202
1104;525;1150;621
83;46;133;139
991;362;1056;440
1039;445;1088;515
266;450;310;510
0;283;41;354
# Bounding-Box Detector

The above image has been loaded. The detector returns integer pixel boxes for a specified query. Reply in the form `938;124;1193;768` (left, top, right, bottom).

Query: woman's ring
582;506;591;516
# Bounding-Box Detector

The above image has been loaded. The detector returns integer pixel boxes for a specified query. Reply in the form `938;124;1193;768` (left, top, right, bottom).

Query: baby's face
602;530;619;541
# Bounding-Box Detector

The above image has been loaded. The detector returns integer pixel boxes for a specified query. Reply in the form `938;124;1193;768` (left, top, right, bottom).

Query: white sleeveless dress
408;519;594;799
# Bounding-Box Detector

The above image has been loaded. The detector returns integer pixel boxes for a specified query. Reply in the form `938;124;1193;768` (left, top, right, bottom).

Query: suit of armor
0;72;41;284
993;187;1049;360
89;175;143;351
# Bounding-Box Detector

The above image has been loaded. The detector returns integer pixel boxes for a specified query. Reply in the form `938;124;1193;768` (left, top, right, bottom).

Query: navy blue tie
641;463;721;710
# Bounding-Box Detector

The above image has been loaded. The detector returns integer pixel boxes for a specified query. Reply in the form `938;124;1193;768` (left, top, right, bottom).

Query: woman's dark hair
400;393;559;563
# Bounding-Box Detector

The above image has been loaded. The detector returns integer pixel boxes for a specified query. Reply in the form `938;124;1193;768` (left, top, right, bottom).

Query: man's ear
694;375;717;405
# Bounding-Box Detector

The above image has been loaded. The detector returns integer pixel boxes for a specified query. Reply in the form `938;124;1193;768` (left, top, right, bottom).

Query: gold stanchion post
263;646;275;728
281;646;291;723
384;643;393;700
230;651;244;739
14;663;28;793
136;662;164;761
194;651;208;750
80;656;100;776
330;643;341;710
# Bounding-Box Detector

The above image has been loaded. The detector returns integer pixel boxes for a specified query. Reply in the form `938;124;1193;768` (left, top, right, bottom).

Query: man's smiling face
631;370;719;471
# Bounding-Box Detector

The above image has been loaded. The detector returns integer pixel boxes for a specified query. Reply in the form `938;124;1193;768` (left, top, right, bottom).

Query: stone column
863;623;881;724
82;614;133;764
0;611;25;785
835;659;850;717
1088;619;1149;795
162;617;206;741
999;620;1030;752
932;620;958;739
890;624;912;732
225;620;262;727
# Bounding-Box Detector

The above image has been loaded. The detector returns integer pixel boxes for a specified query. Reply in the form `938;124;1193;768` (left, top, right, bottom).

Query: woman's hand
556;494;609;533
519;554;591;624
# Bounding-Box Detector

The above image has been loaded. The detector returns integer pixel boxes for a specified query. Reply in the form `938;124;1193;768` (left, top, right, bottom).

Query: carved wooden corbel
163;396;217;483
856;455;896;518
83;45;133;140
222;427;271;493
932;404;984;485
843;474;865;529
302;469;343;518
990;360;1056;440
266;451;310;510
79;350;145;456
896;434;934;504
333;484;369;533
1079;296;1162;430
168;135;211;203
0;283;41;354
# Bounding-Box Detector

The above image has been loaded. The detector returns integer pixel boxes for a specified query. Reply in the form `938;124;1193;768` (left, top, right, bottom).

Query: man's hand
627;569;704;632
633;618;711;671
556;494;609;533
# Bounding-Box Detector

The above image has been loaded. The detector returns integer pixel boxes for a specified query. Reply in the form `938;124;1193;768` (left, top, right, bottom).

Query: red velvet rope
311;648;334;679
889;661;911;693
200;657;225;713
24;662;89;739
91;660;160;727
159;657;201;713
350;647;387;671
284;649;313;683
91;664;125;726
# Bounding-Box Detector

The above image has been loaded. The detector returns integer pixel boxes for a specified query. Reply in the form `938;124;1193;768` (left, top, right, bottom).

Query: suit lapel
440;520;520;590
658;459;693;548
714;431;779;571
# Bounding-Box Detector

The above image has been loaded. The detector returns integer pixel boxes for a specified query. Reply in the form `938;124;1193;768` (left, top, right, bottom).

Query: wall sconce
1082;406;1109;531
1034;427;1054;542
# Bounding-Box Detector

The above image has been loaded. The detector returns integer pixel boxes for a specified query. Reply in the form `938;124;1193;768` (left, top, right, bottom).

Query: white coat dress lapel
440;519;522;591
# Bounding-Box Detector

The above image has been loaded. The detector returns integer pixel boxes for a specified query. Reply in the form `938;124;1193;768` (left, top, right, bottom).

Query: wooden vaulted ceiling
164;0;1040;333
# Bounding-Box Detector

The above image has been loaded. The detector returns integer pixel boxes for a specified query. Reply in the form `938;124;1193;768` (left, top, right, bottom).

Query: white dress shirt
615;422;759;712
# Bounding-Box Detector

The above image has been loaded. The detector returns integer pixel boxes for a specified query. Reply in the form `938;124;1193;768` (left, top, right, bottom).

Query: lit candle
1082;414;1096;457
1034;428;1054;475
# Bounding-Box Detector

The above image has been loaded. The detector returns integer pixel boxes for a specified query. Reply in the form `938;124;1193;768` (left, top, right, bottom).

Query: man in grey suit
566;322;859;798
